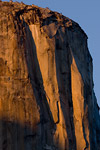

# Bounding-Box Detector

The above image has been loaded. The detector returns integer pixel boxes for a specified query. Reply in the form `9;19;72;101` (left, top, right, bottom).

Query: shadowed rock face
0;1;100;150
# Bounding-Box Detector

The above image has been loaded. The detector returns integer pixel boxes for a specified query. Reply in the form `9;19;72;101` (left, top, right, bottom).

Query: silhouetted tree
21;1;24;4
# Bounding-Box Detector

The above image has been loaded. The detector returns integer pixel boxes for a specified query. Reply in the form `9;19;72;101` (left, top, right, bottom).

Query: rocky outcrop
0;1;100;150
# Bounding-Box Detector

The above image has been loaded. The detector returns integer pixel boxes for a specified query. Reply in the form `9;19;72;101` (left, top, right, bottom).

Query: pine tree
9;0;13;2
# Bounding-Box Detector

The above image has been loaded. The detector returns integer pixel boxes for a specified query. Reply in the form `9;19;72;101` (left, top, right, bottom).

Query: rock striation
0;1;100;150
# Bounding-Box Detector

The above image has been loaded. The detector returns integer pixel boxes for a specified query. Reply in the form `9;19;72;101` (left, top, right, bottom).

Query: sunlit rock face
0;1;100;150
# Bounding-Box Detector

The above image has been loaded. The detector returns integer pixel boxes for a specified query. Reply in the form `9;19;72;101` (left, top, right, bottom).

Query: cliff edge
0;1;100;150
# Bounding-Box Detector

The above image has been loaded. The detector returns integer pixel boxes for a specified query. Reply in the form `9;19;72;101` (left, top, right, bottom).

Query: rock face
0;1;100;150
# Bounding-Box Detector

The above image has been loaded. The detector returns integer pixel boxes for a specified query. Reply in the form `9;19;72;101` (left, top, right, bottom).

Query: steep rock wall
0;1;100;150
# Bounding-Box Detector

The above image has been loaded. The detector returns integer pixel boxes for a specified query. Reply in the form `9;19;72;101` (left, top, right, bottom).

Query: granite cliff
0;1;100;150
